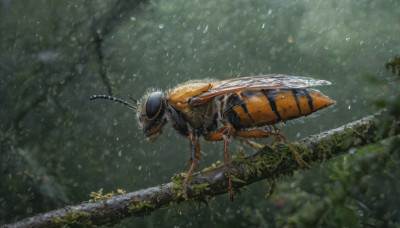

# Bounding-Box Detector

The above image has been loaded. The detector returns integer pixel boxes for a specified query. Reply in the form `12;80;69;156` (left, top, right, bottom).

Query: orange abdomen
223;89;334;129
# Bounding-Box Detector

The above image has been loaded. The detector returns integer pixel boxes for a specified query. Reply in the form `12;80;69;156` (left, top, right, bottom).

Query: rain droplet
345;37;350;41
138;165;142;171
261;23;265;29
348;105;351;110
202;24;208;33
158;24;164;29
287;35;294;43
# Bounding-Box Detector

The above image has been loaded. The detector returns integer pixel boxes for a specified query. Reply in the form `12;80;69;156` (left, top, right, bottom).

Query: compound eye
145;92;163;119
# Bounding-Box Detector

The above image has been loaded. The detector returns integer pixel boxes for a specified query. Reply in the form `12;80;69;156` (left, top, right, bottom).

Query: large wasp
90;75;335;199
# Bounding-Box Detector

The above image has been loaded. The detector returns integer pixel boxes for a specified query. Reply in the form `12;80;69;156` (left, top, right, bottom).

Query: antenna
128;96;138;103
89;94;137;111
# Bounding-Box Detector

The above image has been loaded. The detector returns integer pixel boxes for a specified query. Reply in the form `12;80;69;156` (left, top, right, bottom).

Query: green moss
316;138;335;161
231;154;254;180
87;188;127;202
385;55;400;75
231;174;246;184
191;183;210;196
233;143;312;182
171;172;185;200
201;161;223;172
335;129;358;150
128;201;156;216
51;211;92;226
294;144;314;163
171;172;211;199
313;127;368;163
245;145;293;180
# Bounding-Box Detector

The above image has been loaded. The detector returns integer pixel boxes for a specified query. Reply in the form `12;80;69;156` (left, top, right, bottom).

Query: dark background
1;0;399;227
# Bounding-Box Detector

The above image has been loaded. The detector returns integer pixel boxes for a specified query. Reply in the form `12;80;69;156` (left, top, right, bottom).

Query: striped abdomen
222;89;335;129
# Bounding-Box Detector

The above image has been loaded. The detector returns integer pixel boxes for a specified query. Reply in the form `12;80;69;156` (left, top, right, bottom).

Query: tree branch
5;111;394;228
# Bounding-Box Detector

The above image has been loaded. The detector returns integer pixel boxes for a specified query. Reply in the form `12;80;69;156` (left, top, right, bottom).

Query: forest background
1;0;400;227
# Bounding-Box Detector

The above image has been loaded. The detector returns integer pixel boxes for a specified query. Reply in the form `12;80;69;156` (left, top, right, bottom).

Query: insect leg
222;134;233;201
183;132;199;198
204;125;235;200
239;139;263;149
265;179;276;199
235;130;309;169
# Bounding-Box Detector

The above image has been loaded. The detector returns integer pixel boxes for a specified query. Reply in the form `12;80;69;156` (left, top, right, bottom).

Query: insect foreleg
204;125;235;200
222;134;233;201
183;132;199;199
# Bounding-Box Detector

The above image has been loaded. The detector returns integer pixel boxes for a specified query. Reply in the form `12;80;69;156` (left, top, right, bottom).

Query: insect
90;74;335;200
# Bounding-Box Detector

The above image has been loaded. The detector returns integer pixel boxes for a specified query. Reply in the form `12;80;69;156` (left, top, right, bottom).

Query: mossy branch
5;111;396;228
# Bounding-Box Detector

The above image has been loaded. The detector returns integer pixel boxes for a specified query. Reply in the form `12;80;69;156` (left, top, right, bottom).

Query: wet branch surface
5;112;392;228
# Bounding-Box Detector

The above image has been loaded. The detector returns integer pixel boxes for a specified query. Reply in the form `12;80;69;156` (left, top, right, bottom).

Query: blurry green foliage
385;56;400;76
1;0;400;227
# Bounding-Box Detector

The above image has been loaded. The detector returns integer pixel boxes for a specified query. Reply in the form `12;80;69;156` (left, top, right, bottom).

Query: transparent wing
190;74;331;105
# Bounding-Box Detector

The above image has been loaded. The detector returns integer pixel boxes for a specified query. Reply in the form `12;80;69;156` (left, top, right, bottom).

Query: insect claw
297;158;310;169
182;187;189;200
265;180;276;199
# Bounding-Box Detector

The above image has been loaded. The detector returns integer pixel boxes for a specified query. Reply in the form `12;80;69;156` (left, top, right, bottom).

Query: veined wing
190;74;331;105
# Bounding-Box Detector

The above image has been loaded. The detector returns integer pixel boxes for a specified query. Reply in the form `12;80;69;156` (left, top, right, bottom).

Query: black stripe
222;94;244;130
223;94;242;113
240;103;255;123
302;89;314;112
223;107;242;130
291;89;302;115
240;90;260;98
262;89;282;121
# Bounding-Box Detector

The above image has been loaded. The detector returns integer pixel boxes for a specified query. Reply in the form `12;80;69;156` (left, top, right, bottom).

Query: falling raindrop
203;25;208;33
